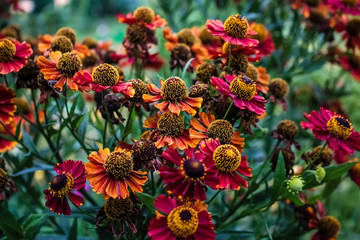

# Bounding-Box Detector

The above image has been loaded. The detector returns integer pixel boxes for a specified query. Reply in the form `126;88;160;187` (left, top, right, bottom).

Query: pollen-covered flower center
250;23;266;43
346;19;360;37
229;75;256;101
167;206;199;238
224;14;249;38
177;28;196;47
126;23;147;44
340;0;358;6
319;216;341;239
161;77;188;102
213;144;241;172
208;120;234;144
183;158;205;179
104;197;134;220
49;173;74;198
157;112;185;137
0;39;16;63
327;116;353;139
131;78;149;100
134;6;155;24
104;151;133;180
50;36;73;53
92;63;119;86
0;169;9;189
56;52;81;77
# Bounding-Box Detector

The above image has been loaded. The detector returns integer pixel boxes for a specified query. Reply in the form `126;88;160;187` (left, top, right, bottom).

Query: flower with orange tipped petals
148;195;215;240
158;148;219;200
0;84;16;124
43;160;86;215
85;147;148;199
200;138;252;190
0;118;20;153
36;51;82;91
0;38;32;75
143;77;202;116
189;111;245;152
73;64;134;97
206;14;259;47
143;112;198;150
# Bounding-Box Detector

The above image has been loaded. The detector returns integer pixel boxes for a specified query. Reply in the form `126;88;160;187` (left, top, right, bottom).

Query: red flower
335;15;360;50
148;195;215;240
326;0;360;16
206;14;259;47
249;22;275;57
143;77;202;116
73;64;134;97
0;38;32;75
143;112;198;150
0;118;20;153
200;138;252;190
43;160;86;215
301;108;360;154
159;148;219;200
211;74;266;115
0;83;16;124
339;53;360;81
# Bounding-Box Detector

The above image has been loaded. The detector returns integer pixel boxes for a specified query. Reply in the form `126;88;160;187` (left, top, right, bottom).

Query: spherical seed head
309;146;334;167
269;78;289;99
161;77;188;102
16;59;40;89
0;169;8;189
249;23;267;43
326;116;353;139
319;216;341;239
189;83;210;100
104;94;120;112
207;120;234;144
132;138;157;166
167;206;199;238
0;39;16;63
183;158;205;179
126;23;147;44
276;120;298;140
229;75;256;101
198;25;214;44
0;27;18;39
104;197;134;220
82;52;99;68
246;63;258;82
131;79;149;100
104;151;133;180
177;28;196;47
134;6;155;24
49;173;74;197
227;53;249;73
157;112;185;137
213;144;241;172
56;27;76;45
82;36;97;49
346;19;360;37
50;36;73;53
171;43;192;63
196;62;218;83
224;14;249;38
92;63;119;86
340;0;358;6
56;52;81;77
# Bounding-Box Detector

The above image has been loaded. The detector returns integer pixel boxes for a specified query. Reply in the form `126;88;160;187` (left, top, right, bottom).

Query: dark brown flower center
224;14;249;38
319;216;341;239
183;158;205;179
161;77;188;102
104;151;133;180
131;78;149;100
56;52;81;77
346;19;360;36
134;6;155;24
276;120;298;140
56;27;76;45
50;36;73;53
269;78;289;99
104;197;134;220
157;112;185;137
208;120;234;144
126;23;147;44
0;39;16;63
92;63;119;86
177;28;196;47
327;116;353;139
167;206;198;238
49;173;74;197
249;23;267;43
0;169;9;189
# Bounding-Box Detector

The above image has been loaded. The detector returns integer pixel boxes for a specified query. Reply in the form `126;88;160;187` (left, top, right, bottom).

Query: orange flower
36;51;82;91
143;112;198;150
189;111;245;152
0;118;20;153
256;66;270;94
143;77;202;116
85;148;148;199
0;84;16;124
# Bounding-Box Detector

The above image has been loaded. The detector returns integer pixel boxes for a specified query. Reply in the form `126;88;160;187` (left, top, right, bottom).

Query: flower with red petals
301;108;360;154
0;83;16;124
143;112;198;150
85;147;148;199
335;16;360;50
189;111;245;152
249;22;275;56
206;14;259;47
0;118;20;153
211;74;266;115
200;138;252;190
159;148;219;200
326;0;360;16
0;38;32;75
143;77;203;116
148;195;215;240
339;53;360;81
43;160;86;215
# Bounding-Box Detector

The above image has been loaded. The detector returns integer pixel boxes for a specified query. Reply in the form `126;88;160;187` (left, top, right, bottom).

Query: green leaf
69;95;79;118
22;131;38;154
67;218;77;240
181;58;195;79
0;204;23;239
322;178;341;199
302;161;359;189
136;192;155;213
280;190;305;206
271;152;286;203
12;165;53;177
22;213;47;240
77;114;89;142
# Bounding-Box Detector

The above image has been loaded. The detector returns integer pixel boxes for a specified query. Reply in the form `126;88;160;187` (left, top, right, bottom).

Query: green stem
207;190;221;205
69;198;96;219
223;101;234;119
151;171;155;195
303;142;328;171
227;44;233;74
122;105;134;141
102;92;119;142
